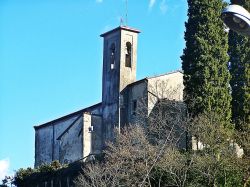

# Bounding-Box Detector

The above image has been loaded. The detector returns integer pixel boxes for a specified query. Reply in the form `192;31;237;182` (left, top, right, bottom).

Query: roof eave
100;26;140;37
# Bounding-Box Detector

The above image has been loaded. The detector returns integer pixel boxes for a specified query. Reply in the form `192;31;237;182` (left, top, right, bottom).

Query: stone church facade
34;26;184;167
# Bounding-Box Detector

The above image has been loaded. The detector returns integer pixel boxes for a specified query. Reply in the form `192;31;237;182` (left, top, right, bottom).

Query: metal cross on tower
119;0;128;26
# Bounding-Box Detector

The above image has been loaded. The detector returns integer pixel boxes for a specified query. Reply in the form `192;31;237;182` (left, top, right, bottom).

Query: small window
125;42;132;67
110;43;115;70
132;100;137;115
88;126;94;133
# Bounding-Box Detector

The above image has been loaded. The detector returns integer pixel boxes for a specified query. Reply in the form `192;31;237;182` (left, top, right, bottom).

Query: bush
13;160;64;186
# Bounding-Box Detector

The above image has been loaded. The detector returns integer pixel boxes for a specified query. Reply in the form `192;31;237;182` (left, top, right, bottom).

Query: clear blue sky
0;0;212;179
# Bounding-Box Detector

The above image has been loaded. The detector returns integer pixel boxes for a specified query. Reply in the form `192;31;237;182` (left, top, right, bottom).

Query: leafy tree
228;0;250;130
228;0;250;159
188;112;245;186
75;112;248;187
181;0;231;124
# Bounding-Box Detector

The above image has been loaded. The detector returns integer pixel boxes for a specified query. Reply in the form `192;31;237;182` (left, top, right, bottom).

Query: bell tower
100;26;140;141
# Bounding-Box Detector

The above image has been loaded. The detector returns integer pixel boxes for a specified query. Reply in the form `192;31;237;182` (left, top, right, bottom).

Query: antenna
120;17;124;26
125;0;128;26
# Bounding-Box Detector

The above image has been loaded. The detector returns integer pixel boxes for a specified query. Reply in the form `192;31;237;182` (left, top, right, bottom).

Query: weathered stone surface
35;104;103;167
101;27;140;142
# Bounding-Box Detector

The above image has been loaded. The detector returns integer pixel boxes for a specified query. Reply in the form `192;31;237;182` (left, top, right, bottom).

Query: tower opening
125;42;132;67
110;43;115;70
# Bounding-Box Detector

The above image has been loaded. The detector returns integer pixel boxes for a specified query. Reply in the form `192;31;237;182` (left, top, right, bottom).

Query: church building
34;26;184;167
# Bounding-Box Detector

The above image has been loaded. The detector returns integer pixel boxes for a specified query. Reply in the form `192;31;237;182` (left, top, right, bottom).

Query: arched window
125;42;132;67
110;43;115;70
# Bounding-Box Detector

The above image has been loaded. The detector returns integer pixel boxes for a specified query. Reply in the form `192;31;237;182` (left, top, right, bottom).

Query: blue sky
0;0;200;179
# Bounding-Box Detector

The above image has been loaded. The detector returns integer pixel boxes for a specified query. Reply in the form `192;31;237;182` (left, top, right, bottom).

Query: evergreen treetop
181;0;231;124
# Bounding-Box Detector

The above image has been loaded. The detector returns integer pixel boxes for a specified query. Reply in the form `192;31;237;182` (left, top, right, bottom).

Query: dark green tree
228;0;250;130
181;0;231;124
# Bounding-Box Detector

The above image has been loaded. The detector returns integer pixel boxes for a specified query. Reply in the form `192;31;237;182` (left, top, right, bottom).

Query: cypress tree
181;0;231;124
228;0;250;130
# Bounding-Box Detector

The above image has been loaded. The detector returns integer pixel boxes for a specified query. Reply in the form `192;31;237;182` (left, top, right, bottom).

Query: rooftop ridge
145;70;183;80
100;26;140;37
125;70;183;88
34;102;102;129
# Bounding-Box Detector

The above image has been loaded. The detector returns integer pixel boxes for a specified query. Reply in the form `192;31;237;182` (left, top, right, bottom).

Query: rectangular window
132;100;137;115
110;43;115;70
125;42;132;67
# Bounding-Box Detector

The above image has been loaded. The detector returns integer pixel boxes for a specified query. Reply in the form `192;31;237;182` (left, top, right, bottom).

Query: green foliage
228;0;250;161
181;0;231;124
13;160;64;186
38;160;62;173
228;0;250;130
14;167;37;186
235;123;250;156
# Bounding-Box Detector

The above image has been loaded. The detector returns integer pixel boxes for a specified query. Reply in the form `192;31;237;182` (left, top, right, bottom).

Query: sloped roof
145;70;183;80
100;26;140;37
34;102;102;130
126;70;183;88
